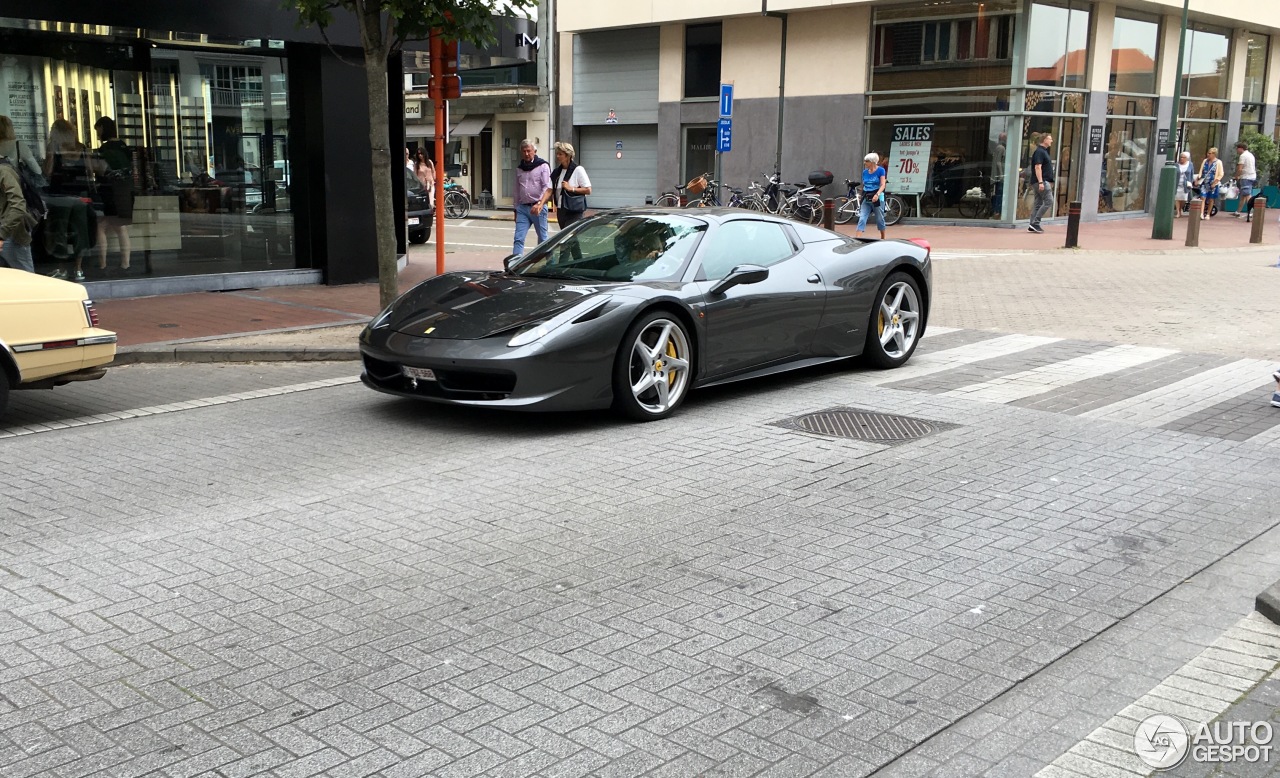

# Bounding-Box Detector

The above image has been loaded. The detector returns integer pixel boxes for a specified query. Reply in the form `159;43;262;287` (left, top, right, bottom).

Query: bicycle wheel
444;190;470;218
654;193;680;208
833;196;857;225
956;199;980;219
920;193;944;218
791;195;823;225
883;195;905;226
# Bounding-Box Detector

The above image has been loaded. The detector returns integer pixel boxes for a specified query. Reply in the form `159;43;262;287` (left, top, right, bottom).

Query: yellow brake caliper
666;341;678;386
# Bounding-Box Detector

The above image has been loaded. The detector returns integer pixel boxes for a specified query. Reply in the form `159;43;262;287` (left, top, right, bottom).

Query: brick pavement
2;335;1280;776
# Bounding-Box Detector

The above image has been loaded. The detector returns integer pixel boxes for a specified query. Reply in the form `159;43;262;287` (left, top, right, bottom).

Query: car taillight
83;300;101;327
907;239;931;254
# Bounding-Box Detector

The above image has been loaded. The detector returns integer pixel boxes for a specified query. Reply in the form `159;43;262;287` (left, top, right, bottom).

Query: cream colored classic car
0;268;117;416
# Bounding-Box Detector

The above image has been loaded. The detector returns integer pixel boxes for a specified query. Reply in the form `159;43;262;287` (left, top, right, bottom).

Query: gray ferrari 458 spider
359;208;931;421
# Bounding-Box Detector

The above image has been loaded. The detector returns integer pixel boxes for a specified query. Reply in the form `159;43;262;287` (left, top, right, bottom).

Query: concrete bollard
823;198;835;230
1064;201;1082;248
1251;203;1267;244
1185;199;1202;247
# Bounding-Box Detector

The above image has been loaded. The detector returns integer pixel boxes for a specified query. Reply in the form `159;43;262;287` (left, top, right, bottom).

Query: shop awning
406;113;491;139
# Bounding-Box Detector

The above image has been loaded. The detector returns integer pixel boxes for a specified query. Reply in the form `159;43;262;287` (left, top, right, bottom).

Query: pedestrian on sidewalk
1233;141;1257;221
92;117;133;273
1273;369;1280;409
855;152;887;240
414;148;435;207
550;141;591;230
1028;133;1054;233
512;139;551;255
0;146;33;273
1195;147;1224;221
1175;151;1194;218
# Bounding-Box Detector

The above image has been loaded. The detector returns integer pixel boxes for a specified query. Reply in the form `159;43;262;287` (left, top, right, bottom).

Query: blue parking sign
717;118;732;153
719;83;733;118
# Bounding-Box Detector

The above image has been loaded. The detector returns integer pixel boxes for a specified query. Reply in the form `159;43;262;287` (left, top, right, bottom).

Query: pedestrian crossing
882;327;1280;444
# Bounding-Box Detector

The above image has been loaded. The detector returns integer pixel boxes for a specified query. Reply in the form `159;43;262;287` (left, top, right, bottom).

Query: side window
699;221;797;280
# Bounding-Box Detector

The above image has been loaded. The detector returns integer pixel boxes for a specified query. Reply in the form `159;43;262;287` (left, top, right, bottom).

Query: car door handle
807;274;821;284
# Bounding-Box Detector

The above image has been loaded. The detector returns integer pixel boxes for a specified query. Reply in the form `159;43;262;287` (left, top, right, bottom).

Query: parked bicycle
833;178;905;227
654;174;710;208
442;178;470;219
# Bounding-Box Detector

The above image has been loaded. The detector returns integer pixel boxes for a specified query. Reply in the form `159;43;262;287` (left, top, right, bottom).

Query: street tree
286;0;535;307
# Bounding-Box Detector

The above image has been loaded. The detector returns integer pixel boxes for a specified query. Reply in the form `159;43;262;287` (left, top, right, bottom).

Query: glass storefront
682;126;715;185
0;23;294;281
1101;14;1159;213
1241;32;1270;136
1176;26;1230;165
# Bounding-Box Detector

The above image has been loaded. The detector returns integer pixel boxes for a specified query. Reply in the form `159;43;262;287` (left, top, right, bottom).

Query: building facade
402;14;550;209
556;0;1280;224
1;0;408;297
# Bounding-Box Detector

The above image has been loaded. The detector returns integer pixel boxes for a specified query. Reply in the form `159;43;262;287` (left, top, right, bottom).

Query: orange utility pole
428;29;461;277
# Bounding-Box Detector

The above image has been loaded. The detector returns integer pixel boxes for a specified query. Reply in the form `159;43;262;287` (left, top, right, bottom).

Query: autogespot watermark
1134;714;1274;770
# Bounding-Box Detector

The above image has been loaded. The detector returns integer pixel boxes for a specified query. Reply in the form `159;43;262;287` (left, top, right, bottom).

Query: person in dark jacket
0;155;33;272
93;116;133;271
43;118;96;281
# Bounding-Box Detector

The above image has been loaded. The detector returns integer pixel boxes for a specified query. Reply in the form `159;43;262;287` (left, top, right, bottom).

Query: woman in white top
1174;151;1194;219
550;141;592;229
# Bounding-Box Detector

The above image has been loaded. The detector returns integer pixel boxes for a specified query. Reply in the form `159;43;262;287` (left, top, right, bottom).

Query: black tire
833;196;856;225
957;199;980;219
444;190;470;218
408;227;429;244
612;311;694;422
863;271;924;370
920;193;944;218
654;194;680;208
884;195;905;226
0;367;8;419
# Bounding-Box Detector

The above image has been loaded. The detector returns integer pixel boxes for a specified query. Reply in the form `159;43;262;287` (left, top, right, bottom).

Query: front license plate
401;366;437;381
408;217;420;225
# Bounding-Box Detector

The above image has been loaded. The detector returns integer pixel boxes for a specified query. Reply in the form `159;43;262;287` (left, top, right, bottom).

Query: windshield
510;214;706;282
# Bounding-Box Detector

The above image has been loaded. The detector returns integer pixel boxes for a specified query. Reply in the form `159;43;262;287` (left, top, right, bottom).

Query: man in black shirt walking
1028;133;1054;233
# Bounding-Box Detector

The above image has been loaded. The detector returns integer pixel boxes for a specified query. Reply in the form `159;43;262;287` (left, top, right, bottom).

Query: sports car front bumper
358;321;622;412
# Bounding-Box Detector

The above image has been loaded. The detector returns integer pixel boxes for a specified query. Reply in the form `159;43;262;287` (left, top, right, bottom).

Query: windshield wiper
519;271;597;282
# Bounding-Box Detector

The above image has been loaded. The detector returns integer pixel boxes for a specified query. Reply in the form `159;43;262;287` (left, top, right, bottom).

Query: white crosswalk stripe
851;333;1061;385
1079;358;1276;427
943;345;1178;404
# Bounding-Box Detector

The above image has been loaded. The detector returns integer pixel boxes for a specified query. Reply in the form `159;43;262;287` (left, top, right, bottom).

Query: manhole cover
776;408;947;442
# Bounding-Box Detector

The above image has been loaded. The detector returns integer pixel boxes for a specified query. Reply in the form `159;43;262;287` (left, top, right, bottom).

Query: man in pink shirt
513;139;552;255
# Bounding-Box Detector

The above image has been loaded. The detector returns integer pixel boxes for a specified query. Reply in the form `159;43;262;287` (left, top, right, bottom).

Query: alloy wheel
877;281;921;359
628;318;691;415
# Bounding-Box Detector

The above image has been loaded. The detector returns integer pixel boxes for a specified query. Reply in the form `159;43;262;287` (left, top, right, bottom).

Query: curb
1257;582;1280;626
114;347;361;365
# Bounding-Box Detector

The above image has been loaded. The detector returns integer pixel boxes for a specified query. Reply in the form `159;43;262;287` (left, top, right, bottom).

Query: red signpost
428;29;461;277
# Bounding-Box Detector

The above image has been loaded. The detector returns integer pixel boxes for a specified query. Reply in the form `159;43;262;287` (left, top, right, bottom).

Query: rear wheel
613;312;693;421
863;272;923;369
408;227;429;244
833;196;858;225
654;193;680;208
0;368;8;419
884;195;905;226
444;190;470;218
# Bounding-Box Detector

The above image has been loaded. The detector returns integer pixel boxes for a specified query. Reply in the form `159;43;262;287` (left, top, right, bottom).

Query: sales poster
0;55;48;154
887;123;933;194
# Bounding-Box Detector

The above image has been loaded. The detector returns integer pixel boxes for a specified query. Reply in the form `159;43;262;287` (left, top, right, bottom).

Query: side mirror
709;264;769;296
503;254;520;272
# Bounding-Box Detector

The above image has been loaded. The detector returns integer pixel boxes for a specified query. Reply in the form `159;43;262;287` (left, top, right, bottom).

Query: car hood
387;271;608;339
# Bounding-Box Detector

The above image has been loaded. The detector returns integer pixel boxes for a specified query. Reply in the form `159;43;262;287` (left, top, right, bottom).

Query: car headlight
370;305;395;329
508;297;610;347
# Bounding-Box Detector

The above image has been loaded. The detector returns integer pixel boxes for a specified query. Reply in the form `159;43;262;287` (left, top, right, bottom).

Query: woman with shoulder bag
1195;147;1224;221
551;141;591;229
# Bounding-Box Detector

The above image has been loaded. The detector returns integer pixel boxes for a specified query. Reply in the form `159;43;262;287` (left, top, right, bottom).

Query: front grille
362;353;516;400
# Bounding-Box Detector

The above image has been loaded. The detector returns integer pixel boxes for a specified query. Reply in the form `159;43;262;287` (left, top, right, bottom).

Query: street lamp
1151;0;1191;239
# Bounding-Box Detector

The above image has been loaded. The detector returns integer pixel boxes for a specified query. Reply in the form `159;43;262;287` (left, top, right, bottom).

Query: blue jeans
857;195;886;233
0;238;33;272
513;203;548;255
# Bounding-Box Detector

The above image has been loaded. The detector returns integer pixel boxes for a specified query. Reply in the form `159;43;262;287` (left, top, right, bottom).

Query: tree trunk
358;4;399;309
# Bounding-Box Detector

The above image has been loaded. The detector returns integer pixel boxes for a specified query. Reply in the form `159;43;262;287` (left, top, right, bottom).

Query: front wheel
654;193;680;208
444;190;470;218
883;195;905;226
833;196;857;225
863;272;923;370
613;312;694;421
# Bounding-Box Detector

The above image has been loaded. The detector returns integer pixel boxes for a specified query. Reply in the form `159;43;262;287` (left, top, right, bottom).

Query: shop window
1243;33;1269;105
1180;27;1230;100
683;23;721;99
1025;1;1091;89
1109;15;1159;94
871;1;1019;91
0;37;294;281
1100;119;1153;214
